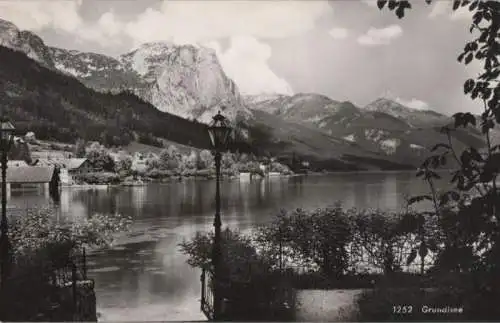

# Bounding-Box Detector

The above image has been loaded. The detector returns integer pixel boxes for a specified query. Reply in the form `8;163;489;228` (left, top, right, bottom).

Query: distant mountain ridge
364;97;450;127
244;93;486;165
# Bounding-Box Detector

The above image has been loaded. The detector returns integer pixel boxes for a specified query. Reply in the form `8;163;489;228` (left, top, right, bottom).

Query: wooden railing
1;247;95;321
200;267;214;320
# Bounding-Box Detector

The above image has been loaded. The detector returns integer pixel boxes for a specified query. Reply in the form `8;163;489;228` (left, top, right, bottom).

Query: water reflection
10;172;450;321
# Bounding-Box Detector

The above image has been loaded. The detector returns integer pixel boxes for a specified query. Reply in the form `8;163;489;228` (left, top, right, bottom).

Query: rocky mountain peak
0;18;54;68
0;18;251;124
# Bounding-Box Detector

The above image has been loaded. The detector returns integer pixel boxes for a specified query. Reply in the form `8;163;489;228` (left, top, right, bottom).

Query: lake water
8;171;451;321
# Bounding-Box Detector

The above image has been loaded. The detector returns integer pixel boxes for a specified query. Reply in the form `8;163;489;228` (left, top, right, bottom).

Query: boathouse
0;166;59;198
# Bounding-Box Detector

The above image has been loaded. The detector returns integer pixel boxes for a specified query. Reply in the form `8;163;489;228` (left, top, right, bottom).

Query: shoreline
62;169;434;188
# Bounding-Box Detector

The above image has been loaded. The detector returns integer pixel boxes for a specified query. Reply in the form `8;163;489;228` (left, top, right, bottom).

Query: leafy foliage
74;172;121;185
366;1;500;320
85;143;115;172
73;139;87;158
0;207;131;321
9;206;132;257
8;139;32;163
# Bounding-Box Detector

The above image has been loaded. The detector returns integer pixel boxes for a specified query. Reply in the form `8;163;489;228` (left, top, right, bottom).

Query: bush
145;169;176;179
1;207;132;321
179;229;297;321
75;172;121;184
10;207;132;255
194;169;214;178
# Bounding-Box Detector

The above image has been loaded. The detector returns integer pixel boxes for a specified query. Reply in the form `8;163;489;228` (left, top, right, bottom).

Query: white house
7;160;28;167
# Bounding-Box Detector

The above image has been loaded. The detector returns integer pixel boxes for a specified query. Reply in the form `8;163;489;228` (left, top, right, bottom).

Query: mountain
246;93;344;124
364;98;450;127
0;43;417;171
50;43;252;124
247;109;415;171
51;42;252;123
0;19;55;69
245;94;485;166
0;18;488;171
0;18;250;124
0;45;214;150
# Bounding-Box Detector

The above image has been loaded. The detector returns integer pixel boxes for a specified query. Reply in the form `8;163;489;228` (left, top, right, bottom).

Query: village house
59;158;93;185
0;166;59;198
66;158;92;175
7;160;29;167
131;152;148;173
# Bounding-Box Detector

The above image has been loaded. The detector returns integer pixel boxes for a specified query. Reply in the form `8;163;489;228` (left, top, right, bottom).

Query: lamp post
207;110;232;321
0;118;14;291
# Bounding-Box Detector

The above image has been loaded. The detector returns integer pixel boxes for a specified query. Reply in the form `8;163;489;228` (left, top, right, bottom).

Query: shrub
179;229;296;321
75;172;121;184
1;207;132;321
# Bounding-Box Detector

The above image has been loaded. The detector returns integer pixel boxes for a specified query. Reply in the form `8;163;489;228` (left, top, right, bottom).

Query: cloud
205;36;293;96
123;0;332;46
382;91;430;110
0;0;83;32
428;1;473;21
0;0;126;47
78;11;125;46
395;97;429;110
360;0;378;8
357;25;403;46
329;27;349;40
450;7;474;21
118;0;314;96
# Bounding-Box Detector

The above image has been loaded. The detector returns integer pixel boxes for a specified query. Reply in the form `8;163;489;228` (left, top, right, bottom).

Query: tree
115;153;133;174
145;153;160;171
178;228;296;321
74;139;86;158
3;206;132;321
374;1;500;320
197;149;214;170
86;146;115;172
181;150;198;170
159;145;181;170
9;140;32;164
379;0;500;269
221;152;236;169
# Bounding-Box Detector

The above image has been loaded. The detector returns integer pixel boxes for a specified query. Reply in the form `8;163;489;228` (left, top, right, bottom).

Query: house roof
0;166;55;183
31;151;69;159
33;159;65;167
66;158;88;170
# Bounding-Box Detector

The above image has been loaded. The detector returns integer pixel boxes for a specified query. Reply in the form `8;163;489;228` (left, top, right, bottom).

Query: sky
0;0;485;115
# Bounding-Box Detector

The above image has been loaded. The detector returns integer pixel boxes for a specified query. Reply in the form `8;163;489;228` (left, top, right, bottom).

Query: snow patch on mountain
365;129;389;142
380;138;400;155
343;134;355;142
54;62;86;78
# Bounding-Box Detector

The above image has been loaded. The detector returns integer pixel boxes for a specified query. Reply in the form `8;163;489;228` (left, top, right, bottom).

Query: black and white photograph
0;0;499;321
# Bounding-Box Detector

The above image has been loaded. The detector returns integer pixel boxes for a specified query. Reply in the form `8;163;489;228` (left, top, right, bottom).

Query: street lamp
0;118;14;291
207;110;232;321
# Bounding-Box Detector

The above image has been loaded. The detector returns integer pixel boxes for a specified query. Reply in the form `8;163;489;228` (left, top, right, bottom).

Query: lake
7;171;451;321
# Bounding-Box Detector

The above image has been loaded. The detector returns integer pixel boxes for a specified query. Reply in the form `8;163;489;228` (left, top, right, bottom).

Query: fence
200;268;214;320
0;247;94;321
